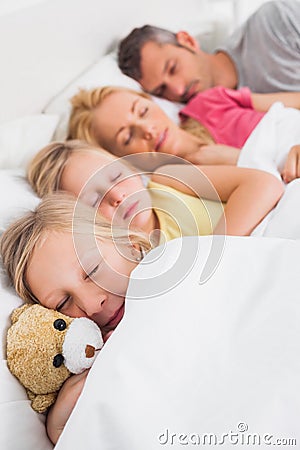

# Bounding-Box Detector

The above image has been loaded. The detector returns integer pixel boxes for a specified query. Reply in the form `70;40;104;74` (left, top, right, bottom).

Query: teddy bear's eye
53;354;64;368
53;319;66;331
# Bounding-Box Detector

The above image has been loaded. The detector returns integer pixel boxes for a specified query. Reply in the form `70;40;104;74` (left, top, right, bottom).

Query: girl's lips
104;303;125;329
155;128;168;151
123;200;139;220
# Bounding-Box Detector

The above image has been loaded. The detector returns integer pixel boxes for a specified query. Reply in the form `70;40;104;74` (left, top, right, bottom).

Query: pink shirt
180;86;265;148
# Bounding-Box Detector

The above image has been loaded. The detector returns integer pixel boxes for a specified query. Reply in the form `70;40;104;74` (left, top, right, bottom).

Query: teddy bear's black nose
53;354;64;368
53;319;66;331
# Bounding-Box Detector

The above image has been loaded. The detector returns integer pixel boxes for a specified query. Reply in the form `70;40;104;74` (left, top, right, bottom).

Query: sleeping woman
66;85;300;181
27;140;283;240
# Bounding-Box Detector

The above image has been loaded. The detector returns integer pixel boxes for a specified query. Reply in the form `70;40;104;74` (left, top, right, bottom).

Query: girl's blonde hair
28;140;116;198
0;192;151;304
68;86;215;149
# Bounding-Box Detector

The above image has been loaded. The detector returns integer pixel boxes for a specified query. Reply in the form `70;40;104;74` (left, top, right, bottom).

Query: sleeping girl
0;193;151;443
0;189;289;443
27;140;283;239
66;85;300;180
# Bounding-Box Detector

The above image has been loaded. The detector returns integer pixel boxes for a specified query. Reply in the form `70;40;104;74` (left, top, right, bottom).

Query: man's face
139;33;213;103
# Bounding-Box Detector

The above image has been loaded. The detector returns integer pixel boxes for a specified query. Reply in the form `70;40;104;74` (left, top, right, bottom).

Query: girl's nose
75;289;107;318
108;186;126;207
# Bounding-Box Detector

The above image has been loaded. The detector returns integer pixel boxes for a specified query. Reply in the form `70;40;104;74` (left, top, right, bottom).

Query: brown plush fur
6;304;73;413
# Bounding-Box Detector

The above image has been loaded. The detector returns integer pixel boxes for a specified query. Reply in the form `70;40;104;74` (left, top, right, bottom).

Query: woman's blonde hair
68;86;150;146
27;139;116;198
0;192;151;304
68;86;215;149
180;117;215;145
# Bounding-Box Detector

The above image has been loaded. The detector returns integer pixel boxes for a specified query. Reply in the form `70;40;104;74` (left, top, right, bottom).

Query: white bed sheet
55;235;300;450
238;102;300;240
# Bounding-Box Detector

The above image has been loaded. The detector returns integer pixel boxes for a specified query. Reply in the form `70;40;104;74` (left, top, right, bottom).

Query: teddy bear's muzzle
85;344;102;358
62;318;104;374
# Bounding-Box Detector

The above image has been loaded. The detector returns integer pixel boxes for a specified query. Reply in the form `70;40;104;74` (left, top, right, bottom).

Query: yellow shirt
148;180;224;245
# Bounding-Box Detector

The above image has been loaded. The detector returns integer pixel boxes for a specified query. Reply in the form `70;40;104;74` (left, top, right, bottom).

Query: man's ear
176;31;200;52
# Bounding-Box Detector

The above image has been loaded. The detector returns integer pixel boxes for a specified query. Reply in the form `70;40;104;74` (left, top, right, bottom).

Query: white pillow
44;52;182;141
0;170;51;449
1;305;53;449
0;169;40;234
0;114;59;170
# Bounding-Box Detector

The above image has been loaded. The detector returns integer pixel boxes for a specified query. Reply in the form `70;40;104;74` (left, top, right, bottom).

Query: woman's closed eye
124;132;132;146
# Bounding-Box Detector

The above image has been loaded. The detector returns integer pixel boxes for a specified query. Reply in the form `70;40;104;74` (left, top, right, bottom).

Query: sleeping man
117;0;300;103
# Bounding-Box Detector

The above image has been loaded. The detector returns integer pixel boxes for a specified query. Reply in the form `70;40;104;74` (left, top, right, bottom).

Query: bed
0;1;300;449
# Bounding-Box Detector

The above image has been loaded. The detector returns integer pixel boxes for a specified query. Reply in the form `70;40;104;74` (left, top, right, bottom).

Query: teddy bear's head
6;304;103;413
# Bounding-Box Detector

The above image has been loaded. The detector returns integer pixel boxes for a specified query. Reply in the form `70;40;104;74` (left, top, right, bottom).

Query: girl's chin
103;330;114;342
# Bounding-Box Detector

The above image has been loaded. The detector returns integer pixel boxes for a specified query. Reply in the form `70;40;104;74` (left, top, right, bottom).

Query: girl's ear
176;31;200;52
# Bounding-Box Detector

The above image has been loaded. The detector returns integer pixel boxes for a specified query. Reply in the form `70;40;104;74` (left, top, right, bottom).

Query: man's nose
167;77;185;100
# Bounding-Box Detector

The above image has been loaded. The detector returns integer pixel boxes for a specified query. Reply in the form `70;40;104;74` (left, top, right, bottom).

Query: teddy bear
6;303;104;413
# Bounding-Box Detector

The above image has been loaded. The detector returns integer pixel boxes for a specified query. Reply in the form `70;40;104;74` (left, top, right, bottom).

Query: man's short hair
118;25;178;81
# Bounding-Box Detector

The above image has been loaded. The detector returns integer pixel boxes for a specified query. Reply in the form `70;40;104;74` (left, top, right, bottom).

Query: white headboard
0;0;241;123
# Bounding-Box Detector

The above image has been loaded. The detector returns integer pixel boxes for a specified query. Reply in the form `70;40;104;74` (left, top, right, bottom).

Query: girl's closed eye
111;172;121;182
56;295;71;312
92;194;100;208
85;264;100;280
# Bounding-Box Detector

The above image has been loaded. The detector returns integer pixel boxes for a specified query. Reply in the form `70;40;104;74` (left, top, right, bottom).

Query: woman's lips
104;303;125;329
123;200;139;220
155;128;168;151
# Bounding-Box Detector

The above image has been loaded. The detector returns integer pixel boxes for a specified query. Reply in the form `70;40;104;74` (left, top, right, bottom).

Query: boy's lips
155;128;168;151
123;200;139;220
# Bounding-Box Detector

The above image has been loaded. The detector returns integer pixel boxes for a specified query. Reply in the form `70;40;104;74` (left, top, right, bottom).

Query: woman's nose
138;121;156;140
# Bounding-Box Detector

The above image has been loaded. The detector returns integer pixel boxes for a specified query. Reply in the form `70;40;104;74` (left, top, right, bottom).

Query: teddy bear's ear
27;389;58;414
10;304;32;324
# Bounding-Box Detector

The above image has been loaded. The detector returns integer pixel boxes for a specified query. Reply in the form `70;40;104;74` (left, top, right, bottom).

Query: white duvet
56;236;300;450
238;102;300;240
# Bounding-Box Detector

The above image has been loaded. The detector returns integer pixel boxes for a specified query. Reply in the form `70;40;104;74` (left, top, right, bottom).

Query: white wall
0;0;47;16
232;0;274;24
0;0;270;122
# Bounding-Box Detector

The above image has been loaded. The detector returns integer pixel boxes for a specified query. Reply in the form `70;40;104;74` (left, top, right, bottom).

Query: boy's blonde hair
0;192;151;304
28;140;116;198
68;86;214;150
